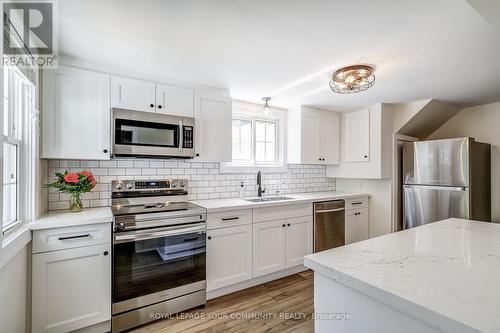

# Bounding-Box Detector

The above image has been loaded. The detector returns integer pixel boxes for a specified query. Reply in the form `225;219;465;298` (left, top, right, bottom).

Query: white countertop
30;207;113;230
304;218;500;333
191;191;370;212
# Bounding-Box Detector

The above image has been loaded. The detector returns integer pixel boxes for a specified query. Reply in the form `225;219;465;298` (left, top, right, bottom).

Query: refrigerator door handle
403;185;467;191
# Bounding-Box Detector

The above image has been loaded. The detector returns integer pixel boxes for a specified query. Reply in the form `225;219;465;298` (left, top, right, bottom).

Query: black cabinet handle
364;155;368;158
103;251;109;256
287;223;291;227
150;103;155;108
103;149;108;153
196;153;200;157
221;217;239;221
282;224;286;227
58;234;90;241
207;236;212;240
318;158;321;161
352;202;362;205
158;105;162;109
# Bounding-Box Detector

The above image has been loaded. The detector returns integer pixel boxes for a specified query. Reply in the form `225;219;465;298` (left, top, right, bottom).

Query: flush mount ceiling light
329;65;375;94
262;97;271;115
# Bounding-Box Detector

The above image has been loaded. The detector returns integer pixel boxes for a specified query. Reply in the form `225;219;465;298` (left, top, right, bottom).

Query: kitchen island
304;218;500;333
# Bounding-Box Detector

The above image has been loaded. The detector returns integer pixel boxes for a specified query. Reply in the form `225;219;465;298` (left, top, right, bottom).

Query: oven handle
114;223;206;244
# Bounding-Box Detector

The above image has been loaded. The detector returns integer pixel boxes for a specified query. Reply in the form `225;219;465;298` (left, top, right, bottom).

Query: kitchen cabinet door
345;210;357;244
285;216;313;268
193;91;232;162
42;65;111;160
206;224;252;291
111;76;156;112
155;84;193;117
344;108;370;162
32;244;111;333
356;208;369;241
301;113;321;164
253;219;286;277
319;113;340;165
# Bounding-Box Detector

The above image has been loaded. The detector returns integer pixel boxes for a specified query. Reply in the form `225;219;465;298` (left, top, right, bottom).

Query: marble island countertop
191;191;370;212
304;218;500;333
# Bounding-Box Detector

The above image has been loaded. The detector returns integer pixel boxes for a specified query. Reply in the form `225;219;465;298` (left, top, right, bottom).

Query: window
2;67;36;233
231;117;279;165
222;100;286;173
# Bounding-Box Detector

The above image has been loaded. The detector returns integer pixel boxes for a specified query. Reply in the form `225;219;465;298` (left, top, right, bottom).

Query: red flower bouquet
47;170;97;212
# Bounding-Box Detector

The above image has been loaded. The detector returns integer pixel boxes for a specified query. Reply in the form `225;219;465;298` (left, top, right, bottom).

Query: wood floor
131;270;314;333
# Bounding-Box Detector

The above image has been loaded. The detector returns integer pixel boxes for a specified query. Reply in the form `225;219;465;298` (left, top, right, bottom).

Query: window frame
221;100;287;174
2;66;36;235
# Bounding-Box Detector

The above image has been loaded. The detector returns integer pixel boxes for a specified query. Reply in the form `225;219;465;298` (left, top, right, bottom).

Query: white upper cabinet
319;113;341;165
193;91;232;162
155;84;194;117
327;104;393;179
42;65;111;160
344;108;370;162
111;76;194;116
111;76;156;112
287;106;340;165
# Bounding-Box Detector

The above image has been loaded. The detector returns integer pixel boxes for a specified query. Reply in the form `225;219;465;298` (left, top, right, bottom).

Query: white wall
0;245;29;333
428;101;500;222
336;178;393;237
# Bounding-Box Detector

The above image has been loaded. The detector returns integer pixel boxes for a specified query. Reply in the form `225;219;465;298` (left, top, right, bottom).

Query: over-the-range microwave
111;108;195;159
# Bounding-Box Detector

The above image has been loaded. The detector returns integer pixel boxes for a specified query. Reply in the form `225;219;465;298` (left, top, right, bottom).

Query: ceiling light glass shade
329;65;375;94
262;97;271;115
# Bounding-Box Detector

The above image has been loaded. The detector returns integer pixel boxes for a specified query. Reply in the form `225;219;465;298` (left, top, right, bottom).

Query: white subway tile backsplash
47;159;336;210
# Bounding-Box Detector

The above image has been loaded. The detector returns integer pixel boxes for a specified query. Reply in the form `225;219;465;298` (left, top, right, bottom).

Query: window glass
255;120;276;162
232;119;252;161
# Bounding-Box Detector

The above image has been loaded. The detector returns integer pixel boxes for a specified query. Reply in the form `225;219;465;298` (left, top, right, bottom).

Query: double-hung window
2;67;36;234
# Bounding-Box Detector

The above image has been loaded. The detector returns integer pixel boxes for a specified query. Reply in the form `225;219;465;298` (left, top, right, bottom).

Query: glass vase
69;193;83;213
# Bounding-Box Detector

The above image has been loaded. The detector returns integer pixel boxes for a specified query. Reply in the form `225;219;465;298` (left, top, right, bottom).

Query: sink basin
244;196;294;203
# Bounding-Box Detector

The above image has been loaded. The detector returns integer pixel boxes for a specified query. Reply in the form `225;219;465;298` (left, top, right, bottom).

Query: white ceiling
58;0;500;110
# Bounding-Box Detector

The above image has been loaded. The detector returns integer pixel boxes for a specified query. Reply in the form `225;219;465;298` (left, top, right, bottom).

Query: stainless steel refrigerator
402;137;491;229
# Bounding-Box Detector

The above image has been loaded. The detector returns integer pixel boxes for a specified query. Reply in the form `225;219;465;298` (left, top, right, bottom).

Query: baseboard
207;265;308;300
72;320;111;333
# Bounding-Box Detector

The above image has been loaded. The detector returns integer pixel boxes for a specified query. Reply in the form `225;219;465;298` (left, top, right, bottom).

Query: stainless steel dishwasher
313;200;345;252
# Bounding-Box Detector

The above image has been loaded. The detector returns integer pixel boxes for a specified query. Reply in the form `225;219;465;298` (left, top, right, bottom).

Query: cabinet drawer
345;197;368;210
253;203;312;223
33;223;111;254
207;209;252;230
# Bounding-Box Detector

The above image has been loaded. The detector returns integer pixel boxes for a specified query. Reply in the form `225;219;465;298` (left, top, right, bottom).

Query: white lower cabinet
253;219;287;277
32;243;111;333
345;207;369;244
253;216;313;278
206;206;313;294
285;216;313;268
206;224;252;291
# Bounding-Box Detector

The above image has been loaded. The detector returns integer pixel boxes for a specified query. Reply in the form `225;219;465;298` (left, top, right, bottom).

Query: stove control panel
112;179;189;192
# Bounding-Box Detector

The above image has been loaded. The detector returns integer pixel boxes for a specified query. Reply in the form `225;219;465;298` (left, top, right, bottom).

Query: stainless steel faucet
257;170;265;197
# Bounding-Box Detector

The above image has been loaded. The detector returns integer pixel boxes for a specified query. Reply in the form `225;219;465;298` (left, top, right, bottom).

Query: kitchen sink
244;196;294;203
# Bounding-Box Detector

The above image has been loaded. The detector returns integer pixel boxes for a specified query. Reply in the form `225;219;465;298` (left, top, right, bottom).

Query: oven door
112;222;206;315
112;108;194;158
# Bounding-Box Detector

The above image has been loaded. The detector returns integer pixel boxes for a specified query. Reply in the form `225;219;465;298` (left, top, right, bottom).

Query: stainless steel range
111;179;207;332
